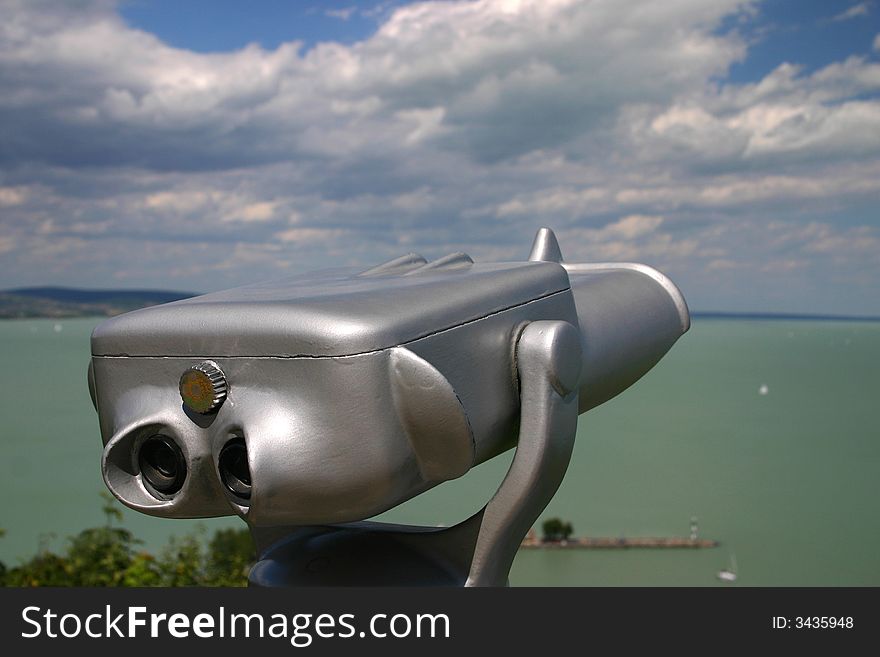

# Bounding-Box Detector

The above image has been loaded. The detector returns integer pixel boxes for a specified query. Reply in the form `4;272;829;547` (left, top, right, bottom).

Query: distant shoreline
0;287;196;319
690;311;880;323
2;286;878;322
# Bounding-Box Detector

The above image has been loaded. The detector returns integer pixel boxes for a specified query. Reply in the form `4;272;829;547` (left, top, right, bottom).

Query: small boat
717;552;737;582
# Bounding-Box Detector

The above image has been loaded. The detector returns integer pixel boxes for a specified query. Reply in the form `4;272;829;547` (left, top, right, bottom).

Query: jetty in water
520;536;719;549
523;516;719;549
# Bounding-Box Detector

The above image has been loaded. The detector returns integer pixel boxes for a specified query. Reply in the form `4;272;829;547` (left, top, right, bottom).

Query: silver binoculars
88;227;688;586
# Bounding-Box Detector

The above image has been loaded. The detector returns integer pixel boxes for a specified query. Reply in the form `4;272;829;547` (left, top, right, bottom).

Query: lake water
1;317;878;585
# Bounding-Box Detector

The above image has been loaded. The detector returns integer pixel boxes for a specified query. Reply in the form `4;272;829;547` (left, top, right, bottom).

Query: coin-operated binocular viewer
88;228;689;586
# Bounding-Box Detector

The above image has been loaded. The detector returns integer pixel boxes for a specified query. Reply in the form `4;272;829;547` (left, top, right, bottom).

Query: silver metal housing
90;228;689;531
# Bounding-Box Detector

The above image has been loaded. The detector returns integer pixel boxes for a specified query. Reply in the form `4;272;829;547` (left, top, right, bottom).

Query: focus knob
179;361;227;414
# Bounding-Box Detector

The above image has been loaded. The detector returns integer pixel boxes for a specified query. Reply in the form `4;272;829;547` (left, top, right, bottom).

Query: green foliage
100;490;124;525
541;517;574;542
0;494;255;587
206;527;257;586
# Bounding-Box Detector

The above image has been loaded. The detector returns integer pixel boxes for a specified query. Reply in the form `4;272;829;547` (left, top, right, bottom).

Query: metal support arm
465;320;581;585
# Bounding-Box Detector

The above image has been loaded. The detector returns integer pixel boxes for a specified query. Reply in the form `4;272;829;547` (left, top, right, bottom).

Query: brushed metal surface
89;227;690;586
91;260;570;358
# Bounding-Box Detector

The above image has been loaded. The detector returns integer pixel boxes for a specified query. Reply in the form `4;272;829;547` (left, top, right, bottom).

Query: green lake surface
1;317;878;585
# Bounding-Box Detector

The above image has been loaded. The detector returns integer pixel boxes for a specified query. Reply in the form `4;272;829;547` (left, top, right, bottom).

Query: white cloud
326;7;357;21
802;223;880;258
0;0;878;314
235;201;278;223
143;190;216;213
833;3;870;22
275;227;348;243
634;58;880;165
0;186;28;206
602;214;664;240
0;0;751;169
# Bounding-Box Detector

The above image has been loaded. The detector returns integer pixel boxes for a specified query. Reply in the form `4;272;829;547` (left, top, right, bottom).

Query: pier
523;515;719;549
520;534;719;550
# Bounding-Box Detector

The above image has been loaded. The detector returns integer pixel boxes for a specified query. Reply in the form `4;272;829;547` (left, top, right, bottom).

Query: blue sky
119;1;398;52
122;1;880;80
725;1;880;81
1;0;879;314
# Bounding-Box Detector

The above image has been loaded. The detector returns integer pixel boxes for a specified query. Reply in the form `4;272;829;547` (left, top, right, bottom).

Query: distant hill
0;287;197;318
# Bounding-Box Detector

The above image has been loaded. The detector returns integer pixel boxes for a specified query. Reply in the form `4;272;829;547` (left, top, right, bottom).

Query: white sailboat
717;552;737;582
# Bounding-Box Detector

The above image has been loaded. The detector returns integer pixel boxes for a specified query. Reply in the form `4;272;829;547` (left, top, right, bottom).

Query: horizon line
3;286;878;322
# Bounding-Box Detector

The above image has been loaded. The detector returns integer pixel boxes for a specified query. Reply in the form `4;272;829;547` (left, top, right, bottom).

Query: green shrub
1;493;255;587
541;517;574;542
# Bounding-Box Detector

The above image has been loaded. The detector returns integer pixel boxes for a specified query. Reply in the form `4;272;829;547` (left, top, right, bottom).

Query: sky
0;0;878;315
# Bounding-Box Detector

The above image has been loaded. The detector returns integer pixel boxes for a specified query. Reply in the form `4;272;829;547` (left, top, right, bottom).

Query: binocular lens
139;436;186;495
219;438;251;500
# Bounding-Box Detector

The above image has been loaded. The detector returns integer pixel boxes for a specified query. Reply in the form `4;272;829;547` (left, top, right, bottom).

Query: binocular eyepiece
135;434;251;501
138;435;187;496
218;438;252;500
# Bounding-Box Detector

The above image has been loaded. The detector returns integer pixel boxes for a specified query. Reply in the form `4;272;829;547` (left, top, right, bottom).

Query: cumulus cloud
631;58;880;166
833;3;871;22
0;0;878;314
0;0;750;171
325;7;358;21
0;186;28;206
